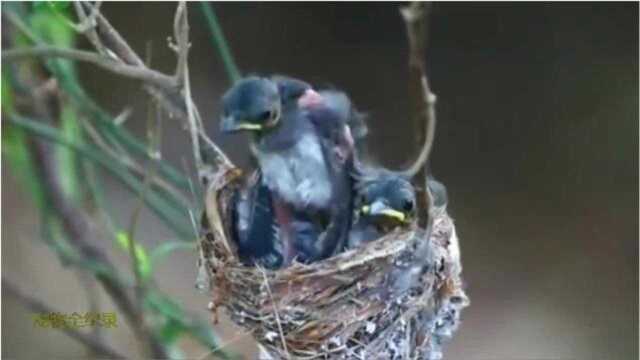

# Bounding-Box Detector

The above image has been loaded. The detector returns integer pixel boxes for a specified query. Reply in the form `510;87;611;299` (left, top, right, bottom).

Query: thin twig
174;1;233;182
84;0;234;176
73;1;102;32
80;1;187;118
173;1;190;85
3;279;126;359
174;2;202;174
6;2;234;177
123;103;163;358
122;60;161;323
79;114;191;208
9;114;195;238
82;1;144;67
259;268;290;359
400;2;438;224
2;46;178;90
73;1;110;57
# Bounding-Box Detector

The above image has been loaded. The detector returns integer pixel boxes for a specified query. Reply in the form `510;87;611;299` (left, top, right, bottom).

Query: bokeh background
2;2;638;359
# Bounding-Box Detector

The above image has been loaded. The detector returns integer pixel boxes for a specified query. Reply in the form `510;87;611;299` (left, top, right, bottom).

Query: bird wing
231;170;283;268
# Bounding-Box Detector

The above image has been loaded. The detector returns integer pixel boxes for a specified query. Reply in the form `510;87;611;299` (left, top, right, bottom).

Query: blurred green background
2;2;638;359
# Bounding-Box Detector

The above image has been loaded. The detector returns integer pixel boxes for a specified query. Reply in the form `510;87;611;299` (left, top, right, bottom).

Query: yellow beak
360;202;407;223
377;209;407;222
236;123;263;130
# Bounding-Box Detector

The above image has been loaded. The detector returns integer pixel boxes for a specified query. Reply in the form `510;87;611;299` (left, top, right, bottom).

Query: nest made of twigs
197;167;468;359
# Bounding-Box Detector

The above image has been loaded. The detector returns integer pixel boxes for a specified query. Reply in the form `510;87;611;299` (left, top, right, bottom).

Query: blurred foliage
115;232;152;280
199;2;241;83
1;1;241;358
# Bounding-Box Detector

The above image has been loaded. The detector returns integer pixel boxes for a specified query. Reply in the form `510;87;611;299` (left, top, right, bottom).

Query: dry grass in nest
198;167;468;359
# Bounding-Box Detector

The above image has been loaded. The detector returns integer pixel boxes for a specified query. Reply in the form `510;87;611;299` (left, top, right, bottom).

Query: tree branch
81;0;234;177
400;2;438;224
80;1;187;120
2;46;178;90
5;1;235;178
173;1;234;183
28;82;169;359
3;279;126;360
173;1;190;85
82;1;145;67
73;1;109;57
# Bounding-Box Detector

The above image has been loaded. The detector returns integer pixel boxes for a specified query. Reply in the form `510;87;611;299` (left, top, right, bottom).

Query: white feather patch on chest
254;134;332;210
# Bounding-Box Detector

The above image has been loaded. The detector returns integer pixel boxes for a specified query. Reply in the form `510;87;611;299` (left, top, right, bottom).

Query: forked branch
3;1;234;180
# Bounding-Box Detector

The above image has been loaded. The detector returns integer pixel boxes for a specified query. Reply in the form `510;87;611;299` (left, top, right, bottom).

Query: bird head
220;76;321;134
357;174;416;227
220;77;283;133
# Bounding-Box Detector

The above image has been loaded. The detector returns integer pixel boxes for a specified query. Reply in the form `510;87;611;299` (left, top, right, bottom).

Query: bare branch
73;1;102;32
400;2;438;223
82;1;145;67
173;1;190;84
73;2;111;58
82;0;234;176
400;3;437;178
173;1;234;182
3;279;126;360
174;2;203;176
79;1;188;119
2;46;178;90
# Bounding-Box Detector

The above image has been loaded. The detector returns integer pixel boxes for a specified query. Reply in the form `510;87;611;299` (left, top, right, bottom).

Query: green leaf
115;231;151;279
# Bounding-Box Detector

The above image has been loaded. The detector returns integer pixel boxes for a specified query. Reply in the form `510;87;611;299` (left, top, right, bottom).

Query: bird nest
197;167;469;359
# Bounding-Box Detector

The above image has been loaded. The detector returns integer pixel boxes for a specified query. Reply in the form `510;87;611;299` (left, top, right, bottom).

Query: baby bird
220;76;355;265
348;168;417;249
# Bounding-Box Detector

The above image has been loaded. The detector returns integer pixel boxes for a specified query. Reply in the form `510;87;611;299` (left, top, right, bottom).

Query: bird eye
402;199;414;212
258;110;273;122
